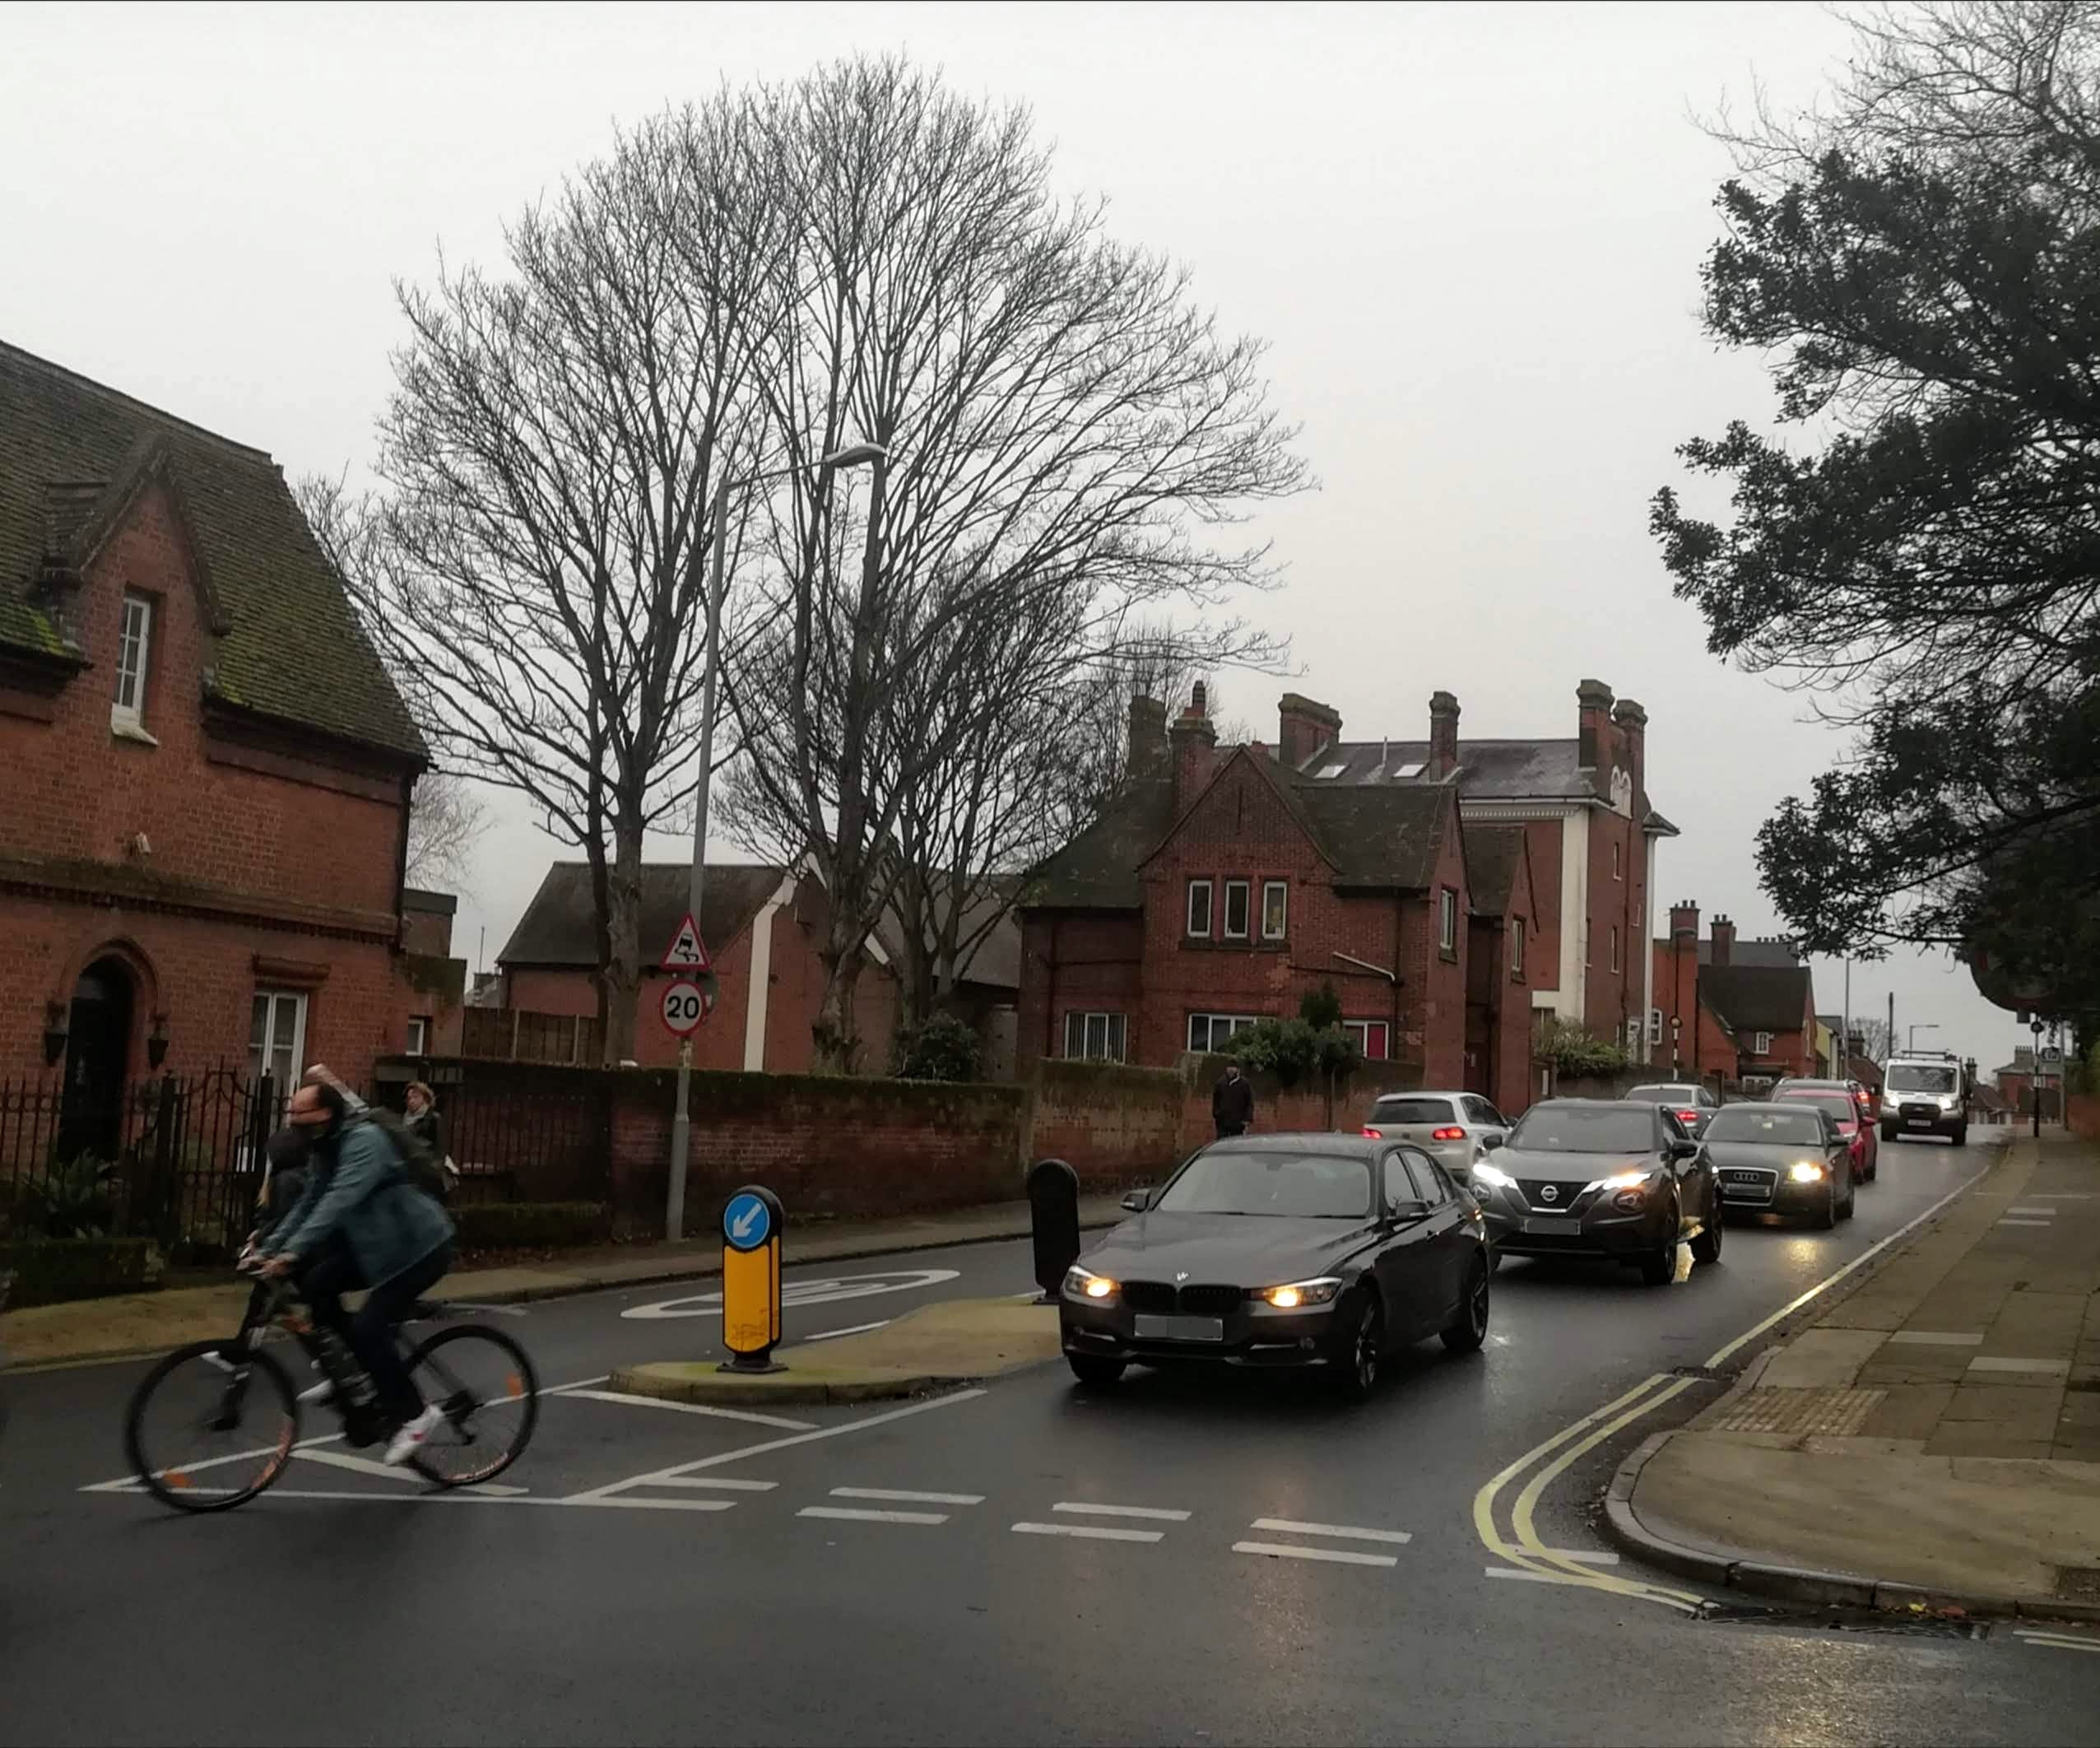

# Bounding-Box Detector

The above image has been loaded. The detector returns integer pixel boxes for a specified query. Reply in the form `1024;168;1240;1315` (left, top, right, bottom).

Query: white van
1880;1052;1969;1146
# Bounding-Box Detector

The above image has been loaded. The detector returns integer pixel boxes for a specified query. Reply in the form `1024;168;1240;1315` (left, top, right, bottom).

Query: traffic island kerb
610;1297;1063;1406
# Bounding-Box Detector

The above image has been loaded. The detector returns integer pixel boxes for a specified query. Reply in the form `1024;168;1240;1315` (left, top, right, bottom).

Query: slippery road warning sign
660;912;711;973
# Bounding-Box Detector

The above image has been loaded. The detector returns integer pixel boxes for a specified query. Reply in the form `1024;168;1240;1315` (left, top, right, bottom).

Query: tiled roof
0;340;423;759
1294;737;1587;800
875;872;1024;993
499;862;788;968
1022;776;1178;909
1701;964;1814;1036
1464;825;1529;917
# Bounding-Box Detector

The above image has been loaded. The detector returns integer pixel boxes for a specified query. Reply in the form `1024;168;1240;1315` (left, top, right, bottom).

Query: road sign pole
718;1183;785;1374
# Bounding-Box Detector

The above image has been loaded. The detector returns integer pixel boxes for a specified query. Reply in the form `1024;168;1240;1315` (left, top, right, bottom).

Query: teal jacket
266;1113;454;1288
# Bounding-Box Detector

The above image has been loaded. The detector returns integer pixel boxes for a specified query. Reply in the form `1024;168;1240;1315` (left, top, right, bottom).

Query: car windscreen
1888;1064;1958;1095
1507;1106;1656;1153
1705;1109;1824;1146
1369;1096;1457;1126
1626;1086;1697;1103
1155;1151;1373;1218
1777;1090;1857;1124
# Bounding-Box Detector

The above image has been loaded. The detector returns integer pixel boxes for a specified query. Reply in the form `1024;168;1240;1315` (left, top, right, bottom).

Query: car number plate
1523;1216;1581;1236
1133;1313;1224;1342
1907;1118;1935;1127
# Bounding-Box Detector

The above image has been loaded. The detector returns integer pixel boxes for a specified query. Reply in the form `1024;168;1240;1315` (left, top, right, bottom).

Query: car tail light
1430;1127;1466;1141
1675;1109;1699;1126
1362;1126;1382;1139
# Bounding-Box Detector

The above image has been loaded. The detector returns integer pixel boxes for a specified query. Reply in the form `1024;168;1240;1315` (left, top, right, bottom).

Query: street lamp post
664;440;888;1243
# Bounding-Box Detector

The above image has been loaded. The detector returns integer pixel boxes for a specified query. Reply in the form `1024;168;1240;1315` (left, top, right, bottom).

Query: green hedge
451;1202;609;1252
0;1237;164;1308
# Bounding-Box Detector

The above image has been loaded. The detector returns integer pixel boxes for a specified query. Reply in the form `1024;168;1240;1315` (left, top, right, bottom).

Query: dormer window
112;593;156;739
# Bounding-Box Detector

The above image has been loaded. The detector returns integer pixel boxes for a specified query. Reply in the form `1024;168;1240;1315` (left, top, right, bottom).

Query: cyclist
257;1077;457;1465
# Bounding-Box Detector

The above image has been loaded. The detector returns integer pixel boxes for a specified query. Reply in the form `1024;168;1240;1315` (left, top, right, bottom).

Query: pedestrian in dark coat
1213;1063;1255;1138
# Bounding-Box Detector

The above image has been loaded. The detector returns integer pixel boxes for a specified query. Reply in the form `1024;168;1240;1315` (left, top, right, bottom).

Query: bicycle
122;1265;538;1513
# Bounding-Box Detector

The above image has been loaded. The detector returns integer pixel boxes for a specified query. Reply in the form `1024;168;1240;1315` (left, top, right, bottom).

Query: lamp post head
820;441;888;470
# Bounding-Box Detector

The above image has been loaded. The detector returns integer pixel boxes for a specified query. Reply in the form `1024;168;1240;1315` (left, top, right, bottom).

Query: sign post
661;918;716;1243
718;1184;785;1374
1026;1158;1081;1304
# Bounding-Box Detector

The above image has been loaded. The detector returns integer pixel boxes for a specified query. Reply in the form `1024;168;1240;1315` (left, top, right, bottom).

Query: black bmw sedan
1059;1134;1492;1400
1468;1099;1722;1285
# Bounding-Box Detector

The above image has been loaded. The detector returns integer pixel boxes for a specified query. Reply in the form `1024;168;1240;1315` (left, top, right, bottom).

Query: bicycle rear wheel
403;1324;538;1487
123;1341;300;1513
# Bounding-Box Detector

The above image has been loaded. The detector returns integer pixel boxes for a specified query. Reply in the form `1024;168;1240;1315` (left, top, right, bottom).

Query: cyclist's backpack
365;1106;449;1206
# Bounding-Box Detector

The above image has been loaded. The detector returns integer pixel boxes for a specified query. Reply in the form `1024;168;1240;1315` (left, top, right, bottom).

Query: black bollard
1027;1157;1082;1304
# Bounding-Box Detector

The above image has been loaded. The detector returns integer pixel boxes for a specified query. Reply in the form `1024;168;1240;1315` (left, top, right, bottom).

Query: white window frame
1187;1012;1258;1055
1063;1011;1128;1063
1186;878;1214;939
1751;1030;1773;1056
1612;839;1622;881
407;1016;431;1055
1438;886;1457;955
1345;1019;1390;1061
1647;1007;1663;1047
1222;879;1251;940
1261;880;1289;941
1510;916;1526;979
249;989;309;1090
113;593;154;729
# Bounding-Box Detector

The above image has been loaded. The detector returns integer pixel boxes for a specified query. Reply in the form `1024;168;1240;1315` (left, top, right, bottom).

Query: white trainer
383;1405;447;1466
297;1378;337;1406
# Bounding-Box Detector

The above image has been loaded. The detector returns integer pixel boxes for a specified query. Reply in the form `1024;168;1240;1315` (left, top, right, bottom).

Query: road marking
1052;1501;1190;1522
653;1476;778;1491
2031;1194;2093;1200
2005;1207;2056;1217
1968;1356;2069;1376
571;1496;738;1513
1233;1541;1397;1569
830;1487;984;1505
1011;1522;1163;1543
295;1448;425;1483
798;1505;949;1526
806;1321;890;1342
1473;1155;1999;1614
1247;1518;1411;1545
1888;1331;1985;1346
1999;1218;2053;1228
2015;1630;2100;1654
1484;1567;1574;1584
553;1388;814;1430
622;1269;961;1320
564;1387;987;1503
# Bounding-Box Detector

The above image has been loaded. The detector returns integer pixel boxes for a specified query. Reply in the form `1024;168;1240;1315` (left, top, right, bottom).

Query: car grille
1517;1179;1596;1216
1719;1166;1777;1206
1121;1281;1244;1316
1900;1102;1940;1122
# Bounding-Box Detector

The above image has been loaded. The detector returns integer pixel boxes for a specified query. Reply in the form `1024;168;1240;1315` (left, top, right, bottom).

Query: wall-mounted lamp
147;1011;170;1071
42;999;69;1067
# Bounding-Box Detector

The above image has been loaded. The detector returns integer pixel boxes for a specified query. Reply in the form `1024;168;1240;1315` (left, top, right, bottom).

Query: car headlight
1257;1276;1343;1309
1472;1161;1516;1190
1788;1161;1828;1183
1937;1095;1955;1109
1063;1266;1117;1303
1596;1169;1651;1192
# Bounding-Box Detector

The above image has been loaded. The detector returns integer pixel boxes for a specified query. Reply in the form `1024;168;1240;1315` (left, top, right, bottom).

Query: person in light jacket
1213;1063;1256;1138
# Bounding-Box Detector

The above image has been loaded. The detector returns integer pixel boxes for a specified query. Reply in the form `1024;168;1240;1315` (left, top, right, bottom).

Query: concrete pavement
1606;1131;2100;1619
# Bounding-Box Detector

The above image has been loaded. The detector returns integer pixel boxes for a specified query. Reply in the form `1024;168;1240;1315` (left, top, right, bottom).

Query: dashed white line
1998;1218;2052;1228
1248;1518;1411;1546
653;1476;778;1491
572;1495;738;1513
1234;1541;1397;1569
1052;1501;1190;1522
2015;1630;2100;1655
800;1505;949;1526
1011;1522;1164;1543
2005;1207;2057;1217
1484;1566;1577;1584
830;1487;984;1506
553;1388;815;1430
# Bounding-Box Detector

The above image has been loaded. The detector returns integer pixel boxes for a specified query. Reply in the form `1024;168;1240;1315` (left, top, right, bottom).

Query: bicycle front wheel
123;1341;300;1513
404;1324;538;1488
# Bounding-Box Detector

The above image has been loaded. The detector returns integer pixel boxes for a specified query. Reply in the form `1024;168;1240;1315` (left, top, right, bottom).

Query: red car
1773;1081;1879;1183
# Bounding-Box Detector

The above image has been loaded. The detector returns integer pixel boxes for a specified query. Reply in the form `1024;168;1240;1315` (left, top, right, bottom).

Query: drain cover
1705;1387;1886;1437
1697;1602;1989;1640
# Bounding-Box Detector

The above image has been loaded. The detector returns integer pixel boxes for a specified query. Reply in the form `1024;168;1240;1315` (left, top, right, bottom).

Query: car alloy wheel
1690;1199;1723;1265
1443;1259;1489;1355
1638;1200;1679;1286
1335;1294;1382;1400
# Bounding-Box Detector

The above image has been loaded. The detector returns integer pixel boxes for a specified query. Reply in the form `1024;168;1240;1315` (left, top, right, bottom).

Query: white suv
1361;1090;1513;1186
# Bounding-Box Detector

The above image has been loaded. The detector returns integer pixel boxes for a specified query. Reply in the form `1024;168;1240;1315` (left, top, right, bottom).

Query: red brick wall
1020;912;1146;1065
1412;802;1469;1088
1522;818;1564;998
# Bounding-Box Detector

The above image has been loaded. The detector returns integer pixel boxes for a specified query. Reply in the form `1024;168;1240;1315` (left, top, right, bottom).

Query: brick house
1650;904;1818;1086
1017;686;1539;1111
0;340;435;1156
495;862;908;1072
1462;825;1542;1114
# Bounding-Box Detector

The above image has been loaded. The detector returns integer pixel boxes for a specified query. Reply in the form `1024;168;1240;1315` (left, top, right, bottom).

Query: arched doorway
58;957;135;1164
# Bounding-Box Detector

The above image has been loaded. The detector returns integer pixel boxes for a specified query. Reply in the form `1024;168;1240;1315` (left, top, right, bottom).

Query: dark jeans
1215;1119;1249;1139
301;1243;453;1424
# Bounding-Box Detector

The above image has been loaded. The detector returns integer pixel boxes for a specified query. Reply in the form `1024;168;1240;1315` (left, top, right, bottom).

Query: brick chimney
1170;681;1220;805
1127;695;1168;781
1670;900;1699;947
1577;679;1614;797
1611;696;1646;813
1276;692;1341;769
1429;690;1461;779
1711;914;1735;966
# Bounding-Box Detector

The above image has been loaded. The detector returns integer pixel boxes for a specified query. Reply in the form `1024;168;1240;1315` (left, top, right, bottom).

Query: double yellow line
1472;1370;1705;1613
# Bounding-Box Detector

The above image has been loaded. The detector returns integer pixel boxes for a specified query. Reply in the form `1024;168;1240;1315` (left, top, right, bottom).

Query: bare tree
1844;1015;1894;1064
727;58;1307;1070
346;105;775;1061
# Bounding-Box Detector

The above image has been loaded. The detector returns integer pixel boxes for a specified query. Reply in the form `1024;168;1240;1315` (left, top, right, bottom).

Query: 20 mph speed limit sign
658;979;713;1036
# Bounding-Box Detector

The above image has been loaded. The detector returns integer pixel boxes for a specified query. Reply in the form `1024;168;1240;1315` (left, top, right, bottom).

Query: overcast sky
1;1;2031;1072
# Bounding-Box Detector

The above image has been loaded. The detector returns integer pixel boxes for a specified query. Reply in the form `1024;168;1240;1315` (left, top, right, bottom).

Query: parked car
1624;1081;1722;1138
1059;1133;1492;1401
1771;1081;1878;1182
1879;1052;1971;1146
1704;1103;1856;1229
1468;1099;1722;1286
1360;1090;1513;1187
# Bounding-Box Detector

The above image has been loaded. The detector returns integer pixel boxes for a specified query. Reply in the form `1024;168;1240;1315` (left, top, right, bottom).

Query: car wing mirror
1670;1138;1700;1162
1385;1198;1430;1225
1480;1132;1506;1151
1120;1188;1152;1213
